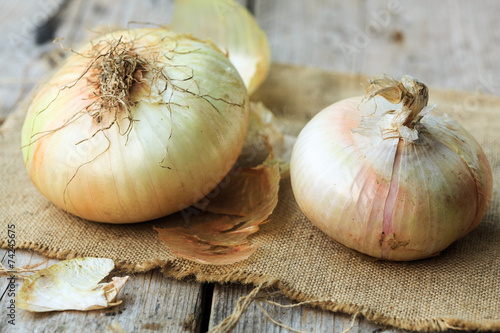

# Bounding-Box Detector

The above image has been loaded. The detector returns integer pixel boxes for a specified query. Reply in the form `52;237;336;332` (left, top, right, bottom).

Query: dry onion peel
290;75;493;261
154;103;286;265
16;258;128;312
171;0;271;94
203;103;294;216
202;160;280;217
248;102;297;176
154;158;280;265
21;28;249;223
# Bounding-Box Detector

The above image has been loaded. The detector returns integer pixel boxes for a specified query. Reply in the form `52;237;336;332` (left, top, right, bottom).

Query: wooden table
1;1;499;332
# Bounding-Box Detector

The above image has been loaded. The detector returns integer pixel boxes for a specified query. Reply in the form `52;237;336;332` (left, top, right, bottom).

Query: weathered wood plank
359;0;500;96
208;283;404;333
253;0;500;96
0;0;62;120
0;249;205;333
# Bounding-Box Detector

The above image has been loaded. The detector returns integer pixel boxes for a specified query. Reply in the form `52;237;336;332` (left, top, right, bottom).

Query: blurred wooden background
1;0;499;332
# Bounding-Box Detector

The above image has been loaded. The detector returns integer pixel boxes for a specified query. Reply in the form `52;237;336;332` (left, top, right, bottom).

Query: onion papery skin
290;96;492;261
22;28;249;223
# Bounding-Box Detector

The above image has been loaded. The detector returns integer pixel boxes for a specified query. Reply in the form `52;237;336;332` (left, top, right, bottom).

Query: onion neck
361;75;430;143
398;76;429;129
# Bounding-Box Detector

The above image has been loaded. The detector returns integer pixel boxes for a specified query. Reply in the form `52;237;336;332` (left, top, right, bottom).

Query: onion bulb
21;28;249;223
171;0;270;95
290;75;493;261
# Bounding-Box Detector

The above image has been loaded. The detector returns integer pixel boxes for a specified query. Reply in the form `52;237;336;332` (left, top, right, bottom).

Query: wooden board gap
197;282;215;333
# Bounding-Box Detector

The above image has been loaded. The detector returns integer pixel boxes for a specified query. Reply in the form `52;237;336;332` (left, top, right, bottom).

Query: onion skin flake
16;258;129;312
155;153;280;265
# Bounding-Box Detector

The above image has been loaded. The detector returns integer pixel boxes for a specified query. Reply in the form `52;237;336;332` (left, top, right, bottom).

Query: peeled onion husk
21;28;249;223
290;75;493;261
16;258;128;312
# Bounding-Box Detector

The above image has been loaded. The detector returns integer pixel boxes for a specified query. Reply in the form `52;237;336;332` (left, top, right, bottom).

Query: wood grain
253;0;500;96
209;284;404;333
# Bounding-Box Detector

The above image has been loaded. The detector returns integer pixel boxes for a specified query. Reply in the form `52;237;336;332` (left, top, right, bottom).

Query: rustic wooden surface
1;0;499;332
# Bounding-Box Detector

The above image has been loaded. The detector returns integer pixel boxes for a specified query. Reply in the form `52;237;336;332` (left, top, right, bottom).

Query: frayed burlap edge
3;240;499;333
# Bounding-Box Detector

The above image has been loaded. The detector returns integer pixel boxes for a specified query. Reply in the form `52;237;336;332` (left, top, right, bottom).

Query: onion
22;28;249;223
290;75;493;261
171;0;270;95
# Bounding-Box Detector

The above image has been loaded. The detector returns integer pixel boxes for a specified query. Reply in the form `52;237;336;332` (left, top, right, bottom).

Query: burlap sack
2;64;499;332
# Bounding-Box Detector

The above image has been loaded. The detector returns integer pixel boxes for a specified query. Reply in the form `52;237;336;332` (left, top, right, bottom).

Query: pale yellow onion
171;0;271;94
22;28;249;223
290;75;492;261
